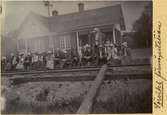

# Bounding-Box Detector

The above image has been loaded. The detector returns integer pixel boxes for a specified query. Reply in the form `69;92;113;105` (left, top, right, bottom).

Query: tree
132;2;152;48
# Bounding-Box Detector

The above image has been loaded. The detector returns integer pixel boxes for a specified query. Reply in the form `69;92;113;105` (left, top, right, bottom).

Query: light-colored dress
46;55;54;69
16;57;24;70
16;62;24;70
112;47;119;59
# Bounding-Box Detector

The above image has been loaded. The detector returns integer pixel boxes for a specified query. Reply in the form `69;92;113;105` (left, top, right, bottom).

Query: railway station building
9;4;126;55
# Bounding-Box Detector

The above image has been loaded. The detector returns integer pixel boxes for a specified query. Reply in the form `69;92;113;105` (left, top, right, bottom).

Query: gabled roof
17;12;50;40
49;4;125;33
14;4;125;40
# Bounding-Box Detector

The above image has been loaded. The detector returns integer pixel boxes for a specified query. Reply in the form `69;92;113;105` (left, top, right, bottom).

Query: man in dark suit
91;27;106;65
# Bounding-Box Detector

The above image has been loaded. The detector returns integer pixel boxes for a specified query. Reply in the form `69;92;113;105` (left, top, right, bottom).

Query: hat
85;44;90;48
62;49;67;53
47;50;52;54
92;27;100;32
27;52;31;55
10;53;14;56
122;42;128;47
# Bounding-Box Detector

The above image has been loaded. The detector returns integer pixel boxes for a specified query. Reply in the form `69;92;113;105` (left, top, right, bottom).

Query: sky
1;1;151;35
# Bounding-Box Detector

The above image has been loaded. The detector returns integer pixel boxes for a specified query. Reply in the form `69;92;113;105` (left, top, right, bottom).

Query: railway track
1;64;151;76
1;64;152;85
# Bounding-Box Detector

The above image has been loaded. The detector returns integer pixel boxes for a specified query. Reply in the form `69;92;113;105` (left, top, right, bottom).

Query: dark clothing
24;55;32;70
43;56;47;68
1;59;6;71
72;57;79;66
83;49;92;57
89;32;106;62
89;32;105;46
59;51;66;59
94;32;105;46
93;45;99;58
117;45;122;56
121;47;131;56
10;56;20;70
82;49;92;65
54;51;61;68
54;51;61;58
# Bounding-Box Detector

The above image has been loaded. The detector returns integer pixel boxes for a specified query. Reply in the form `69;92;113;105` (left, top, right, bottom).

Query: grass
1;79;152;114
2;91;83;114
92;79;152;113
93;88;152;113
1;81;87;114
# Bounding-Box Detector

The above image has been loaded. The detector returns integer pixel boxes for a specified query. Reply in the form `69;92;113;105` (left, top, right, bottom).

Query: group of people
81;40;131;66
80;27;131;66
1;28;131;72
1;49;78;72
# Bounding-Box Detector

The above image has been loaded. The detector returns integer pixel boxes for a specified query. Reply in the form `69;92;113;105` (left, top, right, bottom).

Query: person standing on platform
23;53;32;71
43;54;47;69
92;27;106;65
16;53;24;70
11;53;19;71
1;57;6;72
5;55;12;71
46;51;54;69
32;53;39;70
105;40;113;62
54;48;61;68
121;42;132;65
82;44;92;66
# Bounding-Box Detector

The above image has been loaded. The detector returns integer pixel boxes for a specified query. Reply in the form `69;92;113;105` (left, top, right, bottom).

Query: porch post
25;39;28;54
16;39;19;53
113;24;116;44
51;35;55;55
76;31;80;55
48;34;55;54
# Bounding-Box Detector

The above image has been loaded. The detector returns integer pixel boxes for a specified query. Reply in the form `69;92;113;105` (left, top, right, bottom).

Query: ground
1;78;152;114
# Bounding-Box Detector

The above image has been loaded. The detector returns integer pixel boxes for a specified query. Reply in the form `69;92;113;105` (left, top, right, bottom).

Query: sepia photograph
1;0;152;114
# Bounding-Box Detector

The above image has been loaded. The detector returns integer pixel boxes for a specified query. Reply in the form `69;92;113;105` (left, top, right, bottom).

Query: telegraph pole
43;0;53;16
43;0;55;55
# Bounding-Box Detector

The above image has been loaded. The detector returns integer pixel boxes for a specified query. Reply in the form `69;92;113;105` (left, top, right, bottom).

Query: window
60;35;71;50
60;38;65;49
66;37;71;49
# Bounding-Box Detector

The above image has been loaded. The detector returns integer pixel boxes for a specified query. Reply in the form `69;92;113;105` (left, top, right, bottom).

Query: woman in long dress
16;54;24;70
46;53;54;69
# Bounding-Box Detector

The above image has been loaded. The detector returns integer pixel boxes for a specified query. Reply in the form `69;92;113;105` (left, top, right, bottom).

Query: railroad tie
77;64;108;114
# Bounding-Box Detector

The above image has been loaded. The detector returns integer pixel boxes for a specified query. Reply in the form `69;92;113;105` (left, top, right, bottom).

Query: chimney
52;10;58;16
78;3;84;12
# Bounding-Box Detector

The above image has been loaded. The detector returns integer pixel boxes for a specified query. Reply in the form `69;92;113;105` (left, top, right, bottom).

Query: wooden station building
15;4;126;55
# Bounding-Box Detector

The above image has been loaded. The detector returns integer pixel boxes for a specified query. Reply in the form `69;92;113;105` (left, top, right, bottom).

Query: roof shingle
49;4;125;33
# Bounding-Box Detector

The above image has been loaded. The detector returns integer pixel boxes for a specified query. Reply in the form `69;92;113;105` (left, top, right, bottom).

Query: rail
1;64;151;76
3;64;151;87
